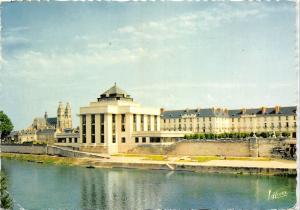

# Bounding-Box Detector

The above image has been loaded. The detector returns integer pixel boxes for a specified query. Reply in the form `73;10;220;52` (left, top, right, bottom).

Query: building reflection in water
80;168;164;209
78;168;296;209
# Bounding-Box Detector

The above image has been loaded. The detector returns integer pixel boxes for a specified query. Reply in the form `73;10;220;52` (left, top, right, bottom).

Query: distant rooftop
98;83;133;102
162;106;297;119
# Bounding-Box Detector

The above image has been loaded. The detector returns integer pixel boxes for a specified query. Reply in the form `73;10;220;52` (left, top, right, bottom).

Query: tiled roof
36;128;56;134
47;117;57;126
102;84;129;96
162;108;229;119
98;83;133;101
162;106;296;119
228;106;296;117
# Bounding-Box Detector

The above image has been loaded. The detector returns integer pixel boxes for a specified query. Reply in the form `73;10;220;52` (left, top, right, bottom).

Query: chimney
261;106;267;114
160;108;165;114
275;105;280;114
212;107;216;113
197;107;201;112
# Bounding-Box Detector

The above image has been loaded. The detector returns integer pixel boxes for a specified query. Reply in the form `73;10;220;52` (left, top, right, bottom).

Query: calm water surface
1;158;296;210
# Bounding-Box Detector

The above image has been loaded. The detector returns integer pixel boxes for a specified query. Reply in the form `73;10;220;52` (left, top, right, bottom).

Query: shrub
260;132;267;138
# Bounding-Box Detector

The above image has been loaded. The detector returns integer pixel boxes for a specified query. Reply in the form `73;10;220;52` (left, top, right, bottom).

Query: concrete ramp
47;146;110;159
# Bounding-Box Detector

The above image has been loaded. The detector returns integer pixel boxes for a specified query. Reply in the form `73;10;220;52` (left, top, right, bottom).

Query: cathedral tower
57;101;73;131
64;102;72;129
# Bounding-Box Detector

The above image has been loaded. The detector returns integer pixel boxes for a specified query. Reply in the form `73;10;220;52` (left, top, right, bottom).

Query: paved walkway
91;156;296;169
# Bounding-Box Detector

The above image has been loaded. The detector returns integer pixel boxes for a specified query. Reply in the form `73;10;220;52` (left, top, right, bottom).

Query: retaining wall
0;145;107;159
0;145;47;155
128;138;286;157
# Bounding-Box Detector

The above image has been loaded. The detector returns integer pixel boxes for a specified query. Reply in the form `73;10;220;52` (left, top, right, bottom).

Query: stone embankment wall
1;145;47;154
0;145;107;159
128;138;288;157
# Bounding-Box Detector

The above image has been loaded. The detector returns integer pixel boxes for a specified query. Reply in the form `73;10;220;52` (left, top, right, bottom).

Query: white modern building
78;84;188;154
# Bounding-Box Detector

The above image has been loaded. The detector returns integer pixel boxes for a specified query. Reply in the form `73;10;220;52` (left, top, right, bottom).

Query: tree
0;172;12;209
0;111;14;140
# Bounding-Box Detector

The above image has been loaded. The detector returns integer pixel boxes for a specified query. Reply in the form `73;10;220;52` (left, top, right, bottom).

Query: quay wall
127;138;289;158
1;145;47;155
0;145;107;159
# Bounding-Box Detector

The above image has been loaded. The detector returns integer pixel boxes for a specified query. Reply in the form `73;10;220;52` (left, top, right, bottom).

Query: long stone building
161;106;297;137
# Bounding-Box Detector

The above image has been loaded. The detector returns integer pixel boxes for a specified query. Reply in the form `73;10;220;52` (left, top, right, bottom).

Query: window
294;116;296;120
286;122;289;128
91;114;95;124
91;135;95;143
121;114;126;132
100;114;104;123
112;114;116;123
82;115;86;143
91;114;95;143
147;115;151;131
279;122;282;128
141;115;144;131
190;118;192;122
142;137;146;143
122;137;126;143
100;114;105;143
135;137;139;143
264;123;267;128
286;116;288;120
209;117;211;121
232;118;234;122
82;115;86;124
133;114;136;131
74;138;78;143
121;114;125;123
112;136;116;143
150;137;161;143
294;122;296;128
179;119;181;123
100;135;104;143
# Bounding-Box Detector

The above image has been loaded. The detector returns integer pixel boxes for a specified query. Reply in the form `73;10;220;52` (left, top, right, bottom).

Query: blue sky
1;1;297;130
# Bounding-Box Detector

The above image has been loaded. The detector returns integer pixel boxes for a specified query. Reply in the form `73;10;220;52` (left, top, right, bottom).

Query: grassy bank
0;153;82;166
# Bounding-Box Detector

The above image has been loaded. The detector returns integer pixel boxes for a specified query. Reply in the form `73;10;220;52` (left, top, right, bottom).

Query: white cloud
115;6;261;43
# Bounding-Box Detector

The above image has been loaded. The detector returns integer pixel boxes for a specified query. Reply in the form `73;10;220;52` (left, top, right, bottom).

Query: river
1;158;296;209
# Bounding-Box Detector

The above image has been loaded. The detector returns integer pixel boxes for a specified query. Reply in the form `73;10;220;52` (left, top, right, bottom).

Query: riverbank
0;153;296;176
